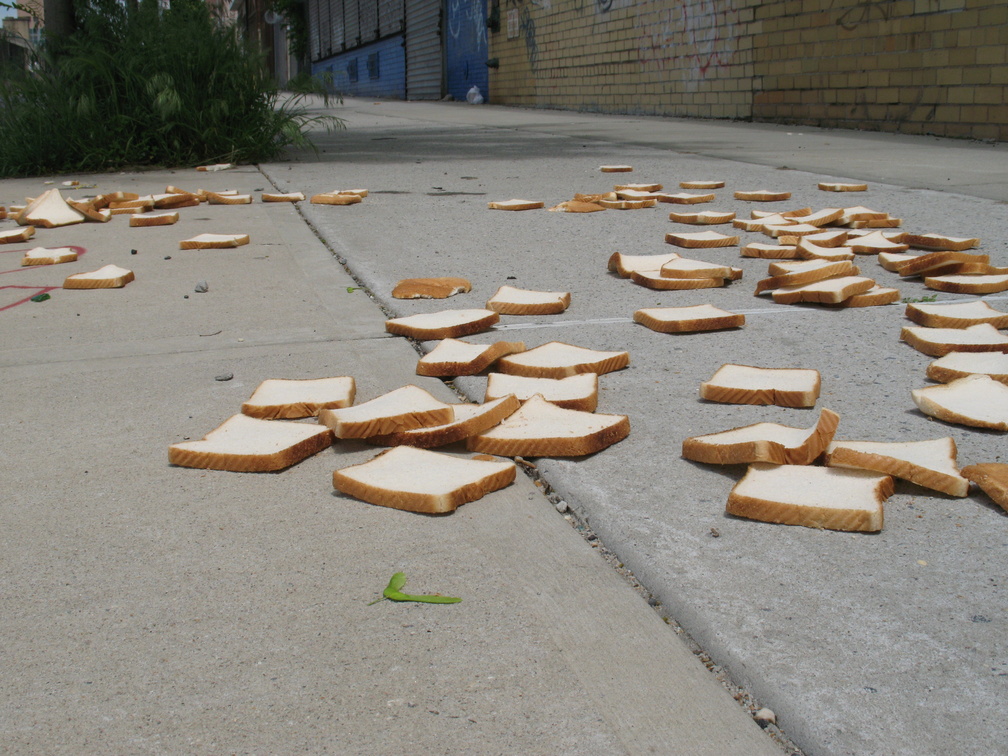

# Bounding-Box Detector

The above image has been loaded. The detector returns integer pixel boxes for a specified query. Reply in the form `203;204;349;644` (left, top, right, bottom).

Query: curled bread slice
615;189;663;201
66;199;112;222
487;199;544;211
926;352;1008;385
911;374;1008;431
333;446;516;514
659;257;735;279
701;364;820;408
634;304;744;334
960;464;1008;513
905;300;1008;329
924;274;1008;295
796;238;855;261
900;323;1008;357
317;385;454;438
366;395;522;448
848;231;909;255
598;198;656;210
905;233;979;251
879;252;922;272
62;264;134;289
819;182;868;192
179;233;250;249
467;395;629;457
310;192;362;205
607;251;681;277
800;208;845;227
742;243;799;259
130;211;179;227
825;437;968;497
837;206;889;224
897;251;989;278
169;414;333;472
734;189;791;202
727;463;891;532
680;180;724;189
153;192;200;209
496;341;629;378
771;276;876;305
416;338;526;377
486;285;571;315
385;308;500;340
843;285;900;308
665;230;739;248
392;277;472;299
15;188;85;228
196;163;234;171
683;408;839;466
205;191;252;205
657;192;715;204
485;372;598;412
21;247;78;266
0;226;36;244
241;376;356;419
262;192;305;202
548;200;606;213
755;260;858;294
764;223;822;239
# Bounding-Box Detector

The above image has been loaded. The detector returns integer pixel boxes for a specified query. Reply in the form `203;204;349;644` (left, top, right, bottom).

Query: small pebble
754;707;776;726
215;373;233;382
194;281;209;293
164;256;171;260
710;527;721;538
183;295;189;299
555;500;568;513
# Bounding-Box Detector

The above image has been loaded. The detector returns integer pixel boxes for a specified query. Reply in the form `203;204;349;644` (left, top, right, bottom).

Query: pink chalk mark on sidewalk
0;285;61;312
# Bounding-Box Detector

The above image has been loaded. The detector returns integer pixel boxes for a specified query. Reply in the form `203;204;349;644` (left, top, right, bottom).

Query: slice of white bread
333;446;516;514
599;198;657;210
682;408;839;466
660;257;736;279
600;165;633;172
926;351;1008;385
898;251;989;278
741;243;799;259
548;200;607;213
496;341;630;378
0;226;36;244
800;208;845;227
466;394;630;457
825;437;969;497
241;376;356;419
607;251;681;277
416;338;526;377
905;300;1008;329
366;395;521;448
665;230;740;248
878;251;922;272
848;231;909;255
668;210;736;224
763;223;822;239
21;247;78;266
613;182;663;192
734;189;791;201
911;374;1008;431
317;385;454;438
630;270;726;290
906;233;979;251
385;309;500;340
616;189;663;201
262;192;305;202
487;199;544;211
924;274;1008;295
205;191;252;205
62;264;135;289
819;182;868;192
837;206;889;224
771;276;876;305
486;285;571;315
842;285;900;308
796;238;855;261
658;192;716;204
310;192;362;205
701;364;821;408
196;163;234;171
66;199;112;222
169;414;333;472
727;463;891;531
680;180;724;189
755;260;858;294
130;211;179;227
800;229;850;247
179;233;250;249
15;188;85;228
959;463;1008;513
392;277;472;299
900;323;1008;358
484;372;599;411
633;304;744;333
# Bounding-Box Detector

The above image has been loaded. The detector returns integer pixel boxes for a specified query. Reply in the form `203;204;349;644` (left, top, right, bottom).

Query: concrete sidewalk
0;168;784;753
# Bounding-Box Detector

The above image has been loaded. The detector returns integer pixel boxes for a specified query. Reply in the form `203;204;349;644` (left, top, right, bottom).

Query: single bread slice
613;182;663;192
205;191;252;205
660;257;736;279
634;304;744;333
898;251;989;278
169;414;333;472
21;246;78;266
818;182;868;192
959;463;1008;513
911;374;1008;431
262;192;305;202
318;385;454;439
366;395;522;448
924;274;1008;295
796;238;855;261
727;463;891;532
630;270;727;290
496;341;629;378
467;395;630;457
598;198;657;210
607;251;681;277
825;437;969;497
755;260;858;294
842;285;900;308
665;230;739;248
848;231;909;255
771;276;876;305
179;233;250;249
130;211;179;227
241;376;356;419
926;351;1008;385
741;243;799;259
905;300;1008;329
484;372;598;411
734;189;791;202
486;285;571;315
701;364;820;407
682;408;840;466
668;210;736;225
385;308;500;340
333;446;516;514
548;200;607;213
62;264;135;289
15;188;85;228
900;323;1008;357
801;208;845;227
416;338;526;377
487;199;544;211
680;180;725;189
310;192;362;205
658;192;716;204
878;251;923;272
600;165;633;172
392;277;472;299
0;226;36;244
905;233;979;251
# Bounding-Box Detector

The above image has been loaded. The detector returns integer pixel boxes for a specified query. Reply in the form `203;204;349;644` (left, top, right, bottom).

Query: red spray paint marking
0;285;61;312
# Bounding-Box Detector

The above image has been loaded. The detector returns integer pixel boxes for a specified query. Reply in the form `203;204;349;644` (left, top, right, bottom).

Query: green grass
0;0;341;176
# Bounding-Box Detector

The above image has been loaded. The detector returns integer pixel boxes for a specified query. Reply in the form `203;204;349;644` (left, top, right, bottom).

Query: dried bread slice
843;286;900;308
848;231;910;255
668;210;735;225
0;226;35;244
726;463;891;532
682;408;839;466
660;257;735;279
169;414;333;472
486;285;571;315
392;277;472;299
614;182;663;192
905;233;979;251
796;239;855;261
658;192;715;204
15;188;86;228
959;463;1008;513
825;437;969;497
607;251;681;277
548;200;607;213
898;251;989;278
333;446;516;514
665;230;739;248
680;180;724;189
763;223;822;239
905;300;1008;329
630;271;726;290
262;192;305;202
205;191;252;205
900;323;1008;357
496;341;629;378
179;233;250;249
819;182;868;192
310;192;362;205
385;308;500;340
487;199;544;211
800;208;845;227
878;251;922;272
734;189;791;202
366;395;522;448
911;374;1008;430
701;364;820;408
924;274;1008;295
484;372;598;412
467;395;629;457
416;338;526;377
21;247;78;266
754;260;858;294
771;275;876;305
926;351;1008;385
196;163;234;171
318;385;454;439
599;198;656;210
615;189;663;201
130;211;179;227
66;199;112;222
741;243;799;259
63;264;134;289
633;304;744;333
241;376;356;419
600;165;633;172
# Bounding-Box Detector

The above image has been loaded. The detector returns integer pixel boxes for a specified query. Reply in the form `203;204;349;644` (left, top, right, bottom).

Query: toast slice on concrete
825;437;969;497
241;376;356;419
484;372;599;412
682;408;839;466
416;338;526;377
911;374;1008;431
496;341;629;378
317;385;454;438
62;264;135;289
385;309;500;340
701;364;820;407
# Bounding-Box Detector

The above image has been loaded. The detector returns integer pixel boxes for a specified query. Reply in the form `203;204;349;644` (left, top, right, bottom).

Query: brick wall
489;0;1008;141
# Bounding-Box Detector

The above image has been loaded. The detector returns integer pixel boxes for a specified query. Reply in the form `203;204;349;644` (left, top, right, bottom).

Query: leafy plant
0;0;342;177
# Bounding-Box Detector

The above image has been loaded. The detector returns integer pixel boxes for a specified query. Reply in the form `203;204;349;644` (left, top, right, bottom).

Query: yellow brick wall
489;0;1008;141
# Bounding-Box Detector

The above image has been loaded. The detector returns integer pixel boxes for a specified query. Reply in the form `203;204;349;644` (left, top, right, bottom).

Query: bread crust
960;463;1008;513
392;277;472;299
